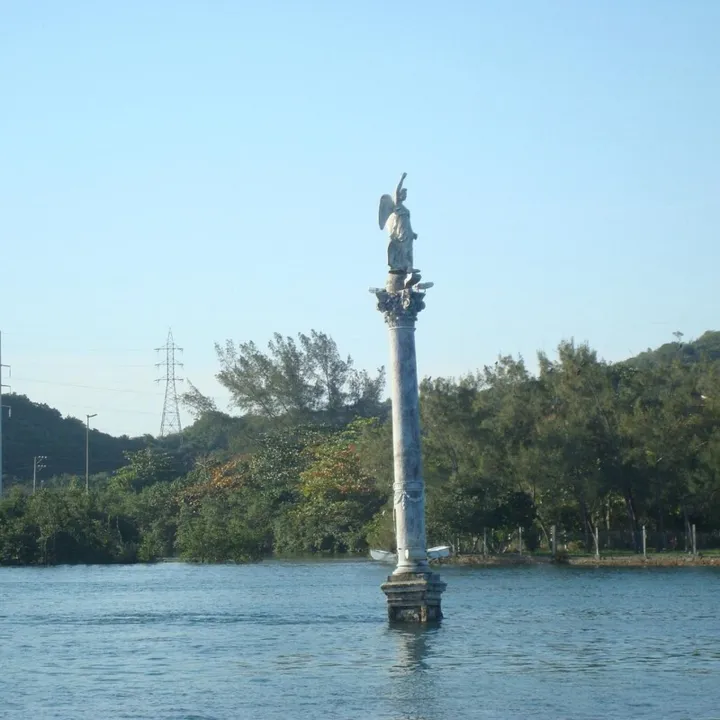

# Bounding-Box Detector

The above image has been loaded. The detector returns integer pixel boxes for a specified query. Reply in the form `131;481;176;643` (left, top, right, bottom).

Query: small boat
370;549;396;563
427;545;451;559
369;545;452;562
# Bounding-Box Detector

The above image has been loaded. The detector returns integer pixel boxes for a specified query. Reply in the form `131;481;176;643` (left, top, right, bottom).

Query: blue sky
1;1;719;437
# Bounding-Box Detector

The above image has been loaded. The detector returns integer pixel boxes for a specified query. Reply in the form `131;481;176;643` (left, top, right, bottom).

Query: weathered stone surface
374;286;426;327
381;572;447;623
371;278;431;576
378;172;417;273
373;175;445;621
372;265;446;621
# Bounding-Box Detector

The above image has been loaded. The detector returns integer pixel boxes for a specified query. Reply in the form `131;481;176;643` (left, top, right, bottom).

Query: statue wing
378;194;395;230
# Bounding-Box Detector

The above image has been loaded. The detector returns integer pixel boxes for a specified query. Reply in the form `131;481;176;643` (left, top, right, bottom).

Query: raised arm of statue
394;172;408;205
379;172;415;237
378;172;417;274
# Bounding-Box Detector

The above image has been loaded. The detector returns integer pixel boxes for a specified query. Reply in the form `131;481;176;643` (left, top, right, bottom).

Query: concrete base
381;572;446;623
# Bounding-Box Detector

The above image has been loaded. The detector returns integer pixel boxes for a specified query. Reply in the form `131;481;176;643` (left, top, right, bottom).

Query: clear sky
1;1;719;437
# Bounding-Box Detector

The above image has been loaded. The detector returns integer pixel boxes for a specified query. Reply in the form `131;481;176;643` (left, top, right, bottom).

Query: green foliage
5;328;720;566
420;336;720;551
0;489;38;565
0;484;136;565
176;495;265;563
109;448;177;493
629;330;720;369
201;330;386;425
1;394;145;486
365;506;396;552
273;420;387;553
132;481;183;561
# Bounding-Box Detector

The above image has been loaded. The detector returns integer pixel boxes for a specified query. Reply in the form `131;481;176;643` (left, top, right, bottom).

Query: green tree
192;330;385;424
176;494;265;563
275;421;387;553
0;489;39;564
110;448;178;493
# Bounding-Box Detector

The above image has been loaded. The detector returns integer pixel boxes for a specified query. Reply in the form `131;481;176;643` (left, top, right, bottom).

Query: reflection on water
1;561;719;719
387;625;439;720
391;625;435;674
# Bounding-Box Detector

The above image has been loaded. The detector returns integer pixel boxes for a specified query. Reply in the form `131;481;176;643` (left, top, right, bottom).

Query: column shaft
388;320;429;575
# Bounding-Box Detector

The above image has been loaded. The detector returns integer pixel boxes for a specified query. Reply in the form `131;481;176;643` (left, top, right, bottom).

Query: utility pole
155;329;184;436
0;331;11;498
0;330;2;498
33;455;47;494
85;414;97;493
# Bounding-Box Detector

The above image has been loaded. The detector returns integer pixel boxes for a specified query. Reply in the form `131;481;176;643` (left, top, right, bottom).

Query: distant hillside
627;331;720;369
5;331;714;482
1;394;146;482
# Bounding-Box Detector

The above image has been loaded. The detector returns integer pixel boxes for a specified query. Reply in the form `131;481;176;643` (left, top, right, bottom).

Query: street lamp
0;329;10;498
33;455;47;494
85;414;97;493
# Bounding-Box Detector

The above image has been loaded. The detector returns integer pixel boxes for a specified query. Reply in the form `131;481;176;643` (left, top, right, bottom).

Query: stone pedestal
372;271;446;622
381;571;447;622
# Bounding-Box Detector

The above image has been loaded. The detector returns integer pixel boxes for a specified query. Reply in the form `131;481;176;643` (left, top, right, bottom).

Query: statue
379;173;418;279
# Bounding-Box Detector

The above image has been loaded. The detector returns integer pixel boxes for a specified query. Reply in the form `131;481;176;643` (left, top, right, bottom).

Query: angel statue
379;173;419;280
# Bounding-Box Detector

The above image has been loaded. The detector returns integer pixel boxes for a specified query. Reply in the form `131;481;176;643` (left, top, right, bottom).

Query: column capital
370;279;432;328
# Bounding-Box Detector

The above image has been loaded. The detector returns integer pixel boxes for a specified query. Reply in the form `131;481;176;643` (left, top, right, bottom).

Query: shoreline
437;553;720;567
3;552;719;569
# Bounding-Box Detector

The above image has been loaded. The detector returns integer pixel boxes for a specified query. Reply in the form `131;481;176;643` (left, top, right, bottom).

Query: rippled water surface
1;560;719;719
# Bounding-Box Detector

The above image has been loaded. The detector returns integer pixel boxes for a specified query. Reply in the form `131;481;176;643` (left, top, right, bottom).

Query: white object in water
427;545;451;559
370;549;397;562
370;545;451;562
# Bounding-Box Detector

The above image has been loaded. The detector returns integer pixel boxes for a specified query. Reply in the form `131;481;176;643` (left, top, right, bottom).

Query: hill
3;330;716;484
626;331;720;369
1;394;146;483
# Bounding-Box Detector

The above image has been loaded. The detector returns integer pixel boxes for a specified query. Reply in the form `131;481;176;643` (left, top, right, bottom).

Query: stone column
373;273;446;622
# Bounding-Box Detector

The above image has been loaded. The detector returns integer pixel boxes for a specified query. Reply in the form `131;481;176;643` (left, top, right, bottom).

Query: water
1;560;719;720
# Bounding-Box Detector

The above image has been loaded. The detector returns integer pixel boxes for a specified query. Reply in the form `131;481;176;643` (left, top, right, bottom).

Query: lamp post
33;455;47;494
0;404;9;498
85;414;97;493
0;330;11;498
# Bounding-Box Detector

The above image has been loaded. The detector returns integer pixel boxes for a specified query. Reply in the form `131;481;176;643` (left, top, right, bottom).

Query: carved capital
372;288;427;327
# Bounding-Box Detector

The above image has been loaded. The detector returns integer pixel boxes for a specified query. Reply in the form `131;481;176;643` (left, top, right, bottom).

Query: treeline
422;334;720;551
0;422;387;565
2;329;720;565
0;393;146;481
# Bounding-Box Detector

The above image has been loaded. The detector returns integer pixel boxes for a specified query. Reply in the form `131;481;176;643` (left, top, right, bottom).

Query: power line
18;361;157;369
59;402;159;417
156;329;184;437
0;332;153;353
12;377;165;396
11;377;223;402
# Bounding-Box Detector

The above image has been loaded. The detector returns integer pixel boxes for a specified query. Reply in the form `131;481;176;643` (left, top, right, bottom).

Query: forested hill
1;394;146;481
627;331;720;369
4;327;720;566
4;330;718;483
3;330;718;483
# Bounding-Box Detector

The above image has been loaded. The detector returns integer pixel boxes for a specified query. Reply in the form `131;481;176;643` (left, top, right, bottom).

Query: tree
274;421;387;553
1;394;144;485
175;494;265;563
189;330;385;424
110;448;179;493
0;489;38;565
132;480;183;561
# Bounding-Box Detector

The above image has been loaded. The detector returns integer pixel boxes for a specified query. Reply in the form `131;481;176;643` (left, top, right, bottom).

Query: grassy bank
438;552;720;567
